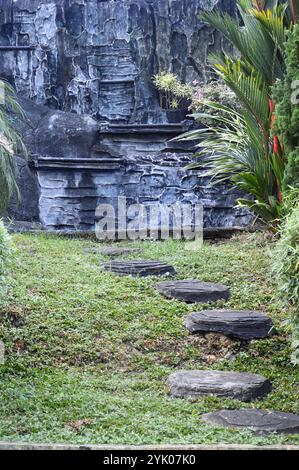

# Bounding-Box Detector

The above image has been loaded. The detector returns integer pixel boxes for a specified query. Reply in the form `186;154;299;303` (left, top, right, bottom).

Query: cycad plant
178;0;298;225
0;79;26;215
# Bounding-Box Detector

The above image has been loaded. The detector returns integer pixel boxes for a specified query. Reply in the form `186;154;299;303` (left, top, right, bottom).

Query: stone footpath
100;247;299;435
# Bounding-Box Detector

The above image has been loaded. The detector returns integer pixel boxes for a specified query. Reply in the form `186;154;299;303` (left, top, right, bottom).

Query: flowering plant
153;72;238;123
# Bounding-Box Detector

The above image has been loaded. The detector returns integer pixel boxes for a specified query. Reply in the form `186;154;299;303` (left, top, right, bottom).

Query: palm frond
201;4;286;84
214;60;271;134
192;0;291;224
0;79;26;214
251;6;286;41
179;102;282;223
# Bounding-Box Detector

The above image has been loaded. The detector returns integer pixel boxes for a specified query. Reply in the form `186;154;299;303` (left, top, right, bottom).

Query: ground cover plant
0;233;298;445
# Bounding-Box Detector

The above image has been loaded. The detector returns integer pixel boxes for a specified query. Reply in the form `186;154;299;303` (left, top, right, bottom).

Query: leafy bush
153;72;236;119
0;219;13;292
190;80;239;118
272;189;299;363
152;72;193;110
274;23;299;190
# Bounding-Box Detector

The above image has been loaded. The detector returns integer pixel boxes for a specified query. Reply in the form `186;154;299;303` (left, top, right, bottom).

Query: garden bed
0;234;298;445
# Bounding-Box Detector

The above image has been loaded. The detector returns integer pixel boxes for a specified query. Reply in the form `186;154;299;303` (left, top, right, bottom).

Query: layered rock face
0;0;237;120
0;0;251;232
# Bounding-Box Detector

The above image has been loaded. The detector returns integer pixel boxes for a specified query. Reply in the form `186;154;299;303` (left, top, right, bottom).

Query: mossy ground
0;233;298;445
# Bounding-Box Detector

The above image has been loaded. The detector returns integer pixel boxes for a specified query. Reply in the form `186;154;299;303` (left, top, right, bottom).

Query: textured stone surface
102;260;176;277
155;280;231;303
185;310;273;340
6;98;251;230
101;247;141;257
0;0;237;122
7;156;40;222
201;409;299;435
1;0;253;231
167;370;272;401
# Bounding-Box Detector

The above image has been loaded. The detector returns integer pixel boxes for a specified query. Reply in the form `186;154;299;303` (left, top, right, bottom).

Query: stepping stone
201;409;299;435
155;280;230;303
102;260;176;277
185;310;273;340
167;370;271;402
101;247;141;257
84;247;99;254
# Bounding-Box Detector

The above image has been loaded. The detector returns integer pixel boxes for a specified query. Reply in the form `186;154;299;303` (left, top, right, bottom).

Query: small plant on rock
152;72;193;110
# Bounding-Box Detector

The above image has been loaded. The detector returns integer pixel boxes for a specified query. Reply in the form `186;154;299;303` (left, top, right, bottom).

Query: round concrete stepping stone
102;260;176;277
201;409;299;435
167;370;271;401
155;280;230;303
101;247;141;257
185;310;273;340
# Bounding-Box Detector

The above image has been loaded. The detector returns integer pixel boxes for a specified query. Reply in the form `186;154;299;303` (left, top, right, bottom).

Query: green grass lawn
0;233;298;445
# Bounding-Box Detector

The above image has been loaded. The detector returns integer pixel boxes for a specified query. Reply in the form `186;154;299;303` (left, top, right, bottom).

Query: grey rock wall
36;152;250;232
0;0;236;123
13;98;250;231
0;0;252;232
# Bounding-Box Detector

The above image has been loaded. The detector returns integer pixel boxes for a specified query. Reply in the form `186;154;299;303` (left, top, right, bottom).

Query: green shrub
274;24;299;190
0;220;13;292
152;72;193;109
152;72;236;119
273;189;299;363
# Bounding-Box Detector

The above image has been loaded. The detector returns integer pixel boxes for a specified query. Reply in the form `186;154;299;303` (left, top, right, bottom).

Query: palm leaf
0;79;26;214
178;102;281;222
